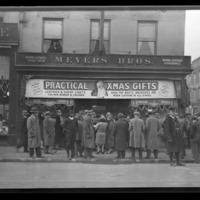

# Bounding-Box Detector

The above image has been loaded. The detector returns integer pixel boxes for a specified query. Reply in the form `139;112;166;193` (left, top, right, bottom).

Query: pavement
0;146;196;164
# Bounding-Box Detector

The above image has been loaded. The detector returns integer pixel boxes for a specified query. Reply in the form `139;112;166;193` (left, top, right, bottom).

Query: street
0;162;200;188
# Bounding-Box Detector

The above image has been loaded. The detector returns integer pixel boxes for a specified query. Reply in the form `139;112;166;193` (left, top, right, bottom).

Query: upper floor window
43;19;63;53
137;21;157;55
90;20;110;55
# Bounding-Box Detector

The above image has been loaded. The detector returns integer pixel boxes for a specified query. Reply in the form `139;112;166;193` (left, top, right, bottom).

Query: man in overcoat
129;111;145;161
81;110;95;159
16;110;29;153
63;110;79;160
163;107;185;166
190;114;200;163
113;113;129;159
27;107;43;158
145;110;161;160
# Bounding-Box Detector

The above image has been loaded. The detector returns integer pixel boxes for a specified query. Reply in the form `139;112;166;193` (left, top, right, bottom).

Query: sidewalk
0;146;195;164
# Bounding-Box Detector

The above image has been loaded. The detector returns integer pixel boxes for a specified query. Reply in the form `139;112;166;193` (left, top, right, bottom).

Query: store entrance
74;99;130;116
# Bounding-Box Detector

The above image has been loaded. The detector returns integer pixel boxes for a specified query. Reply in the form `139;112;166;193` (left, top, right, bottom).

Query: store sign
131;99;178;107
0;23;19;44
15;53;190;67
25;99;74;106
25;79;176;99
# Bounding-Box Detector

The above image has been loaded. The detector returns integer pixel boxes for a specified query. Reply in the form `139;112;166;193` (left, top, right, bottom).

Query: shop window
137;21;157;55
43;19;63;53
90;20;110;54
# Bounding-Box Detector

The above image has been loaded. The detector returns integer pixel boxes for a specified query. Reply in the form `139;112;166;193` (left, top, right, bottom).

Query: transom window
137;21;157;55
43;19;63;53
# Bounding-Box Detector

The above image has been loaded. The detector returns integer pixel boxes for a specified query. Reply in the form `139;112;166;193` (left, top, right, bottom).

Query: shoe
89;155;95;158
154;159;159;162
51;150;57;155
37;156;45;158
170;162;176;167
30;156;35;159
71;158;76;161
95;151;100;154
45;152;50;154
101;151;104;154
176;162;185;166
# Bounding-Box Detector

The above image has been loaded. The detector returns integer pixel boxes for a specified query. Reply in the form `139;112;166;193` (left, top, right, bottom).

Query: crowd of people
15;106;200;166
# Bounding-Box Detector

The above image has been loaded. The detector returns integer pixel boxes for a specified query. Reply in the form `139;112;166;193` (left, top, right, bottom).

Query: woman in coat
95;116;108;154
163;107;185;166
27;107;42;158
81;110;95;158
129;111;145;160
113;113;129;159
43;111;56;154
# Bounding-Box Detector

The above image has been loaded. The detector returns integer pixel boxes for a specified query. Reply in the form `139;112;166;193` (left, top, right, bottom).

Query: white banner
25;79;176;99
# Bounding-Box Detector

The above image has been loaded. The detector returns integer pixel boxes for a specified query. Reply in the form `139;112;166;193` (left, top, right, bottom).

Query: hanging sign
25;79;176;99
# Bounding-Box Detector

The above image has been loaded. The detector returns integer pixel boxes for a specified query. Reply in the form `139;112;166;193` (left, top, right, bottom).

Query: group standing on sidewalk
15;105;200;165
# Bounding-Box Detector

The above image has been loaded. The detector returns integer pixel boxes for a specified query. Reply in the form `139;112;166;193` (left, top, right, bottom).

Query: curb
0;157;195;164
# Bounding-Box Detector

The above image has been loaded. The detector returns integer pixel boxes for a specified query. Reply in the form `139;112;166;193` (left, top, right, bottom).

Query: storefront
11;52;191;144
0;22;18;144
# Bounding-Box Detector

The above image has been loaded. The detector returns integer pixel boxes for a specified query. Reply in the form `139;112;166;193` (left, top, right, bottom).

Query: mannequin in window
47;39;62;53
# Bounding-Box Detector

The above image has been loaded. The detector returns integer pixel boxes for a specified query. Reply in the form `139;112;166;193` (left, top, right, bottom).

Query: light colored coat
129;118;145;148
95;121;108;145
27;114;41;148
145;115;161;150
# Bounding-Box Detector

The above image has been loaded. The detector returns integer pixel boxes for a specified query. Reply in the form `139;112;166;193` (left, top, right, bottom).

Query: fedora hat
30;107;39;113
44;111;51;116
133;111;140;116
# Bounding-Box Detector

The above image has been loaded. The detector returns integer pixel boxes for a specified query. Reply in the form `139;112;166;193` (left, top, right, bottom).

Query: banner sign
15;53;190;68
25;79;176;99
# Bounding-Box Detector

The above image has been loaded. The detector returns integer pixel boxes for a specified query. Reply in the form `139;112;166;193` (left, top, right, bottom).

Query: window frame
136;20;158;56
42;18;64;53
89;19;111;54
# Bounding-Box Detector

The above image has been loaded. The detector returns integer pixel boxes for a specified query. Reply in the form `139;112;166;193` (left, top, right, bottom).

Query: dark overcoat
81;116;95;149
63;117;78;149
113;118;129;150
163;115;183;153
76;119;83;141
105;118;115;149
55;115;64;145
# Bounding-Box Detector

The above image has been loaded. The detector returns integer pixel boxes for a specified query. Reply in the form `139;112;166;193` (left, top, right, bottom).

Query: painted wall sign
0;23;19;44
25;79;176;99
15;53;191;68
